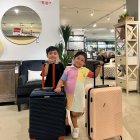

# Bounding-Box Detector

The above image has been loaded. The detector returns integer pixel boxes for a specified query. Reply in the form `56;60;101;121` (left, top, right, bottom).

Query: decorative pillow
28;70;42;82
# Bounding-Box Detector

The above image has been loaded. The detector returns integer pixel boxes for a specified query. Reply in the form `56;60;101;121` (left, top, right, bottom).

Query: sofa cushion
27;70;42;82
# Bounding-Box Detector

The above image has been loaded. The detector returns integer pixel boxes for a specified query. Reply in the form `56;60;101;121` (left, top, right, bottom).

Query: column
126;0;140;92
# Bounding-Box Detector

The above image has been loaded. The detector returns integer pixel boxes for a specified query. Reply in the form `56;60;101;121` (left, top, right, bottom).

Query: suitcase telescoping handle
52;64;55;88
42;62;45;89
93;61;104;88
42;61;55;89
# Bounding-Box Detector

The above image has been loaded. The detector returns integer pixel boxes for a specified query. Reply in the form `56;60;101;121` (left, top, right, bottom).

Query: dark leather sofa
17;60;44;111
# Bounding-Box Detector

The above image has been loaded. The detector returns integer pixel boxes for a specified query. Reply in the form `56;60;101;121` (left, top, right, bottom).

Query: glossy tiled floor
0;77;140;140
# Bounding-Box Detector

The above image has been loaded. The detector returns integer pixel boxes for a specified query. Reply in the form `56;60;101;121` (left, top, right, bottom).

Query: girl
55;51;103;138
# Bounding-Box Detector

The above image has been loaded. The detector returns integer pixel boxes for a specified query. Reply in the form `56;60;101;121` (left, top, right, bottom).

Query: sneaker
72;127;79;139
65;125;71;136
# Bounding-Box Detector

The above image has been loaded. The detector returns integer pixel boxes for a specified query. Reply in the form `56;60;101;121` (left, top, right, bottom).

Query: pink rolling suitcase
85;62;122;140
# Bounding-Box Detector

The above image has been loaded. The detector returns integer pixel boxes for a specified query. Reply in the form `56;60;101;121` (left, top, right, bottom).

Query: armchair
16;60;44;111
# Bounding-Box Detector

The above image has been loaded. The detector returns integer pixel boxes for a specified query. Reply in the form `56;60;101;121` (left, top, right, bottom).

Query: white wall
0;0;61;60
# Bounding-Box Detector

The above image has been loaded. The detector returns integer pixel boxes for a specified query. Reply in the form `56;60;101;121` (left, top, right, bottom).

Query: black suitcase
29;62;65;140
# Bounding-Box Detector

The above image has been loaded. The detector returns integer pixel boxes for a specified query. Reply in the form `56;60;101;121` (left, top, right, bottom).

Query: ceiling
60;0;126;40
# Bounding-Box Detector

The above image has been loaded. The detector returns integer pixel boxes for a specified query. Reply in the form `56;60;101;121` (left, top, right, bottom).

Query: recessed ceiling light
107;16;110;21
90;10;94;16
93;23;97;27
110;29;114;33
90;13;94;16
123;4;127;13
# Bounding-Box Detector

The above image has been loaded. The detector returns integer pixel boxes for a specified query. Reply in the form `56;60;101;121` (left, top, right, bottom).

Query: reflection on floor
0;77;140;140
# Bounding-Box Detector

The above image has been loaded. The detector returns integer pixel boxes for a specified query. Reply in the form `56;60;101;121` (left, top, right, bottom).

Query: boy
44;46;64;87
44;46;71;136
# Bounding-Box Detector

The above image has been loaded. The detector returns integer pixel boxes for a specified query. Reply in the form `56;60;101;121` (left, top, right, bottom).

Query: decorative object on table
59;25;72;53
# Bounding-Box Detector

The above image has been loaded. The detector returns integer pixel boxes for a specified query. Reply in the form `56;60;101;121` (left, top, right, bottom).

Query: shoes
65;125;71;136
72;127;79;139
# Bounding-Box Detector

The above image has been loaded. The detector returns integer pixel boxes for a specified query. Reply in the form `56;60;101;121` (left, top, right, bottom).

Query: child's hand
48;59;56;64
54;87;61;93
99;61;104;65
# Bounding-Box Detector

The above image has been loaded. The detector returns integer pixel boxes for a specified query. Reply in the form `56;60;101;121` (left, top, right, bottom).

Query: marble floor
0;77;140;140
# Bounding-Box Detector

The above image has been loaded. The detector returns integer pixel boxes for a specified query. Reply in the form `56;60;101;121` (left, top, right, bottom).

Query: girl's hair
46;46;58;55
74;51;87;62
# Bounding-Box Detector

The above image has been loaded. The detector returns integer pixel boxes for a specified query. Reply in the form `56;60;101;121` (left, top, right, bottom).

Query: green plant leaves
55;43;71;67
59;25;72;51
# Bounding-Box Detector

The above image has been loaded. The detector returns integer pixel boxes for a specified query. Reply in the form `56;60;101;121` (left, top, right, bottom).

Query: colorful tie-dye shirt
61;65;92;112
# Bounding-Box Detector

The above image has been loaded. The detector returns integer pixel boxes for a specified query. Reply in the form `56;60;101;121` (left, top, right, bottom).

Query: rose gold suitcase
85;62;122;140
85;86;122;140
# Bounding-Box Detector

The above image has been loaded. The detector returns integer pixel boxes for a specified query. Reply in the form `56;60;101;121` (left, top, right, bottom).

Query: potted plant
59;25;72;53
119;11;129;19
55;42;70;67
118;11;134;23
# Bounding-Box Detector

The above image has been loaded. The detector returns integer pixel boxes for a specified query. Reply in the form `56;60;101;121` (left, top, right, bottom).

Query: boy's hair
74;51;87;62
46;46;59;55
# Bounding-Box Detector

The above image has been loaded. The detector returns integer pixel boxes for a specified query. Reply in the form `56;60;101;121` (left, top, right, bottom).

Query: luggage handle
93;62;105;88
42;61;56;89
42;63;45;89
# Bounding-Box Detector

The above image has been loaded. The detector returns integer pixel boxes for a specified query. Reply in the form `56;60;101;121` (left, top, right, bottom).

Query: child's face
73;55;85;68
47;50;58;62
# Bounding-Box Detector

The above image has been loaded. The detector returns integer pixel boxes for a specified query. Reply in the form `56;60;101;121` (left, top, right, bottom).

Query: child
55;51;103;138
44;46;65;87
44;46;71;135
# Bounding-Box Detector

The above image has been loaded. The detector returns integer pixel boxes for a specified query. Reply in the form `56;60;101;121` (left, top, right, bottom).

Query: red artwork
40;0;53;5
